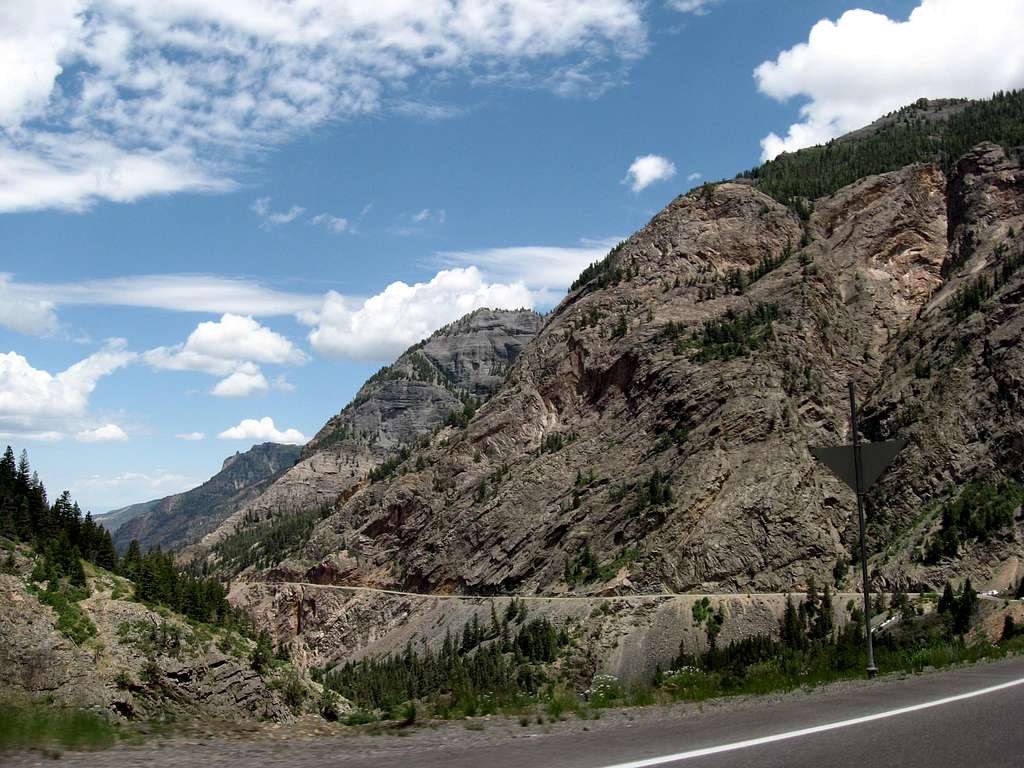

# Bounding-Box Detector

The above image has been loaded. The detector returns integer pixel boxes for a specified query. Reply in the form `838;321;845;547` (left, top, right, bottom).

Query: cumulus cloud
303;267;533;360
176;431;204;441
0;0;647;212
144;313;305;375
755;0;1024;160
144;313;306;397
687;172;703;182
218;417;306;445
210;368;270;398
623;154;677;193
76;423;129;442
0;342;135;436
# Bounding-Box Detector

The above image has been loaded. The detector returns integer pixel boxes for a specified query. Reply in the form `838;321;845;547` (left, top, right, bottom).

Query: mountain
105;442;302;553
250;100;1024;601
224;93;1024;679
187;308;544;569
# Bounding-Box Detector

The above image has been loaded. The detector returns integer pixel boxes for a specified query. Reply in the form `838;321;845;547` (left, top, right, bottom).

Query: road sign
810;439;906;492
809;382;905;678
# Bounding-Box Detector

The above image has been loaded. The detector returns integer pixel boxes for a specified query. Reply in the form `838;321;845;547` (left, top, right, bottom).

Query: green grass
36;585;97;646
0;702;118;752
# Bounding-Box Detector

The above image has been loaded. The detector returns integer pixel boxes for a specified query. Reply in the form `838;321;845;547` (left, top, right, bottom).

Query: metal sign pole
848;381;877;678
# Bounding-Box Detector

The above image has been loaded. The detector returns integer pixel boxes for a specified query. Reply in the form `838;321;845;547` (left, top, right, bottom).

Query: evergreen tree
780;595;806;650
938;582;956;615
952;579;978;636
252;629;274;673
121;540;143;581
812;586;835;641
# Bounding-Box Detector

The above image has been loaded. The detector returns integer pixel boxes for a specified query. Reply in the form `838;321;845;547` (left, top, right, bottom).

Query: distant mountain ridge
105;441;301;553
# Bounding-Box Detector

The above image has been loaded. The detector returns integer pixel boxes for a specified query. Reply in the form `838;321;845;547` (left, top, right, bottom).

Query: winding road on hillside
10;656;1024;768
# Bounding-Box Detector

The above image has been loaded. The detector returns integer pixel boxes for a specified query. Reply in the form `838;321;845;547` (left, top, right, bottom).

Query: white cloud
304;266;533;360
270;375;295;393
687;172;702;182
144;313;305;397
218;417;306;445
0;138;231;213
0;275;58;335
176;431;204;441
0;342;135;436
0;274;320;333
0;0;82;128
144;313;306;375
667;0;720;14
754;0;1024;161
0;0;647;212
81;470;196;492
211;369;270;398
413;208;432;223
0;430;64;442
76;423;129;442
311;213;348;234
252;197;305;228
623;154;677;193
438;241;615;293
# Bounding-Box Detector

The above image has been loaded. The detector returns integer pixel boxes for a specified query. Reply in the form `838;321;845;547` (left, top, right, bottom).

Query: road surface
7;656;1023;767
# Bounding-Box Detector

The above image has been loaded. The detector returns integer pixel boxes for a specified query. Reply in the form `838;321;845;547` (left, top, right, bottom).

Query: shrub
343;710;377;726
279;669;307;713
0;702;117;752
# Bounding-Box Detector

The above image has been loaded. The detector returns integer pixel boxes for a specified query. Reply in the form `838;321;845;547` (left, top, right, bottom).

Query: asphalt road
7;657;1024;768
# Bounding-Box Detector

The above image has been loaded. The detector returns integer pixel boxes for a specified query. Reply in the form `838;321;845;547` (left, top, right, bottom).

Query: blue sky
2;0;1021;512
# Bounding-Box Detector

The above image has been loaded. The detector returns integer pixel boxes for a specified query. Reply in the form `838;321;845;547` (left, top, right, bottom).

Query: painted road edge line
596;675;1024;768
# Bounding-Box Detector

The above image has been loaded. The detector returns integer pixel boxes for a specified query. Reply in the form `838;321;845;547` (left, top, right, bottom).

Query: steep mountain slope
258;143;1022;606
863;141;1024;588
107;442;301;553
190;308;543;565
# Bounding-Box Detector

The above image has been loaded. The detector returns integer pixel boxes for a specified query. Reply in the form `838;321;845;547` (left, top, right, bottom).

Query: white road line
596;675;1024;768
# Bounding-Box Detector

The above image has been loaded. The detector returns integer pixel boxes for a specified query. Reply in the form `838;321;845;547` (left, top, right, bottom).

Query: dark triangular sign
810;439;906;493
859;439;906;489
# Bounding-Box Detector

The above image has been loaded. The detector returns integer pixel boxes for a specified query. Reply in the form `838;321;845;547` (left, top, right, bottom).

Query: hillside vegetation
738;90;1024;203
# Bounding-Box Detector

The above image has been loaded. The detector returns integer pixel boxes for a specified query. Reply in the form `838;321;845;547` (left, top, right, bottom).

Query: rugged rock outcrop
105;442;301;554
189;309;543;559
0;547;308;722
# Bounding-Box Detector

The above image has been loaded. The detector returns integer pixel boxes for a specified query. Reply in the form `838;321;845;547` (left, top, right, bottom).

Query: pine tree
0;446;15;487
121;540;143;581
16;450;30;486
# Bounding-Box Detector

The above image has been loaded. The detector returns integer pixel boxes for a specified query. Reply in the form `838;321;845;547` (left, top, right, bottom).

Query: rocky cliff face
190;309;543;559
107;442;301;553
253;146;1022;606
